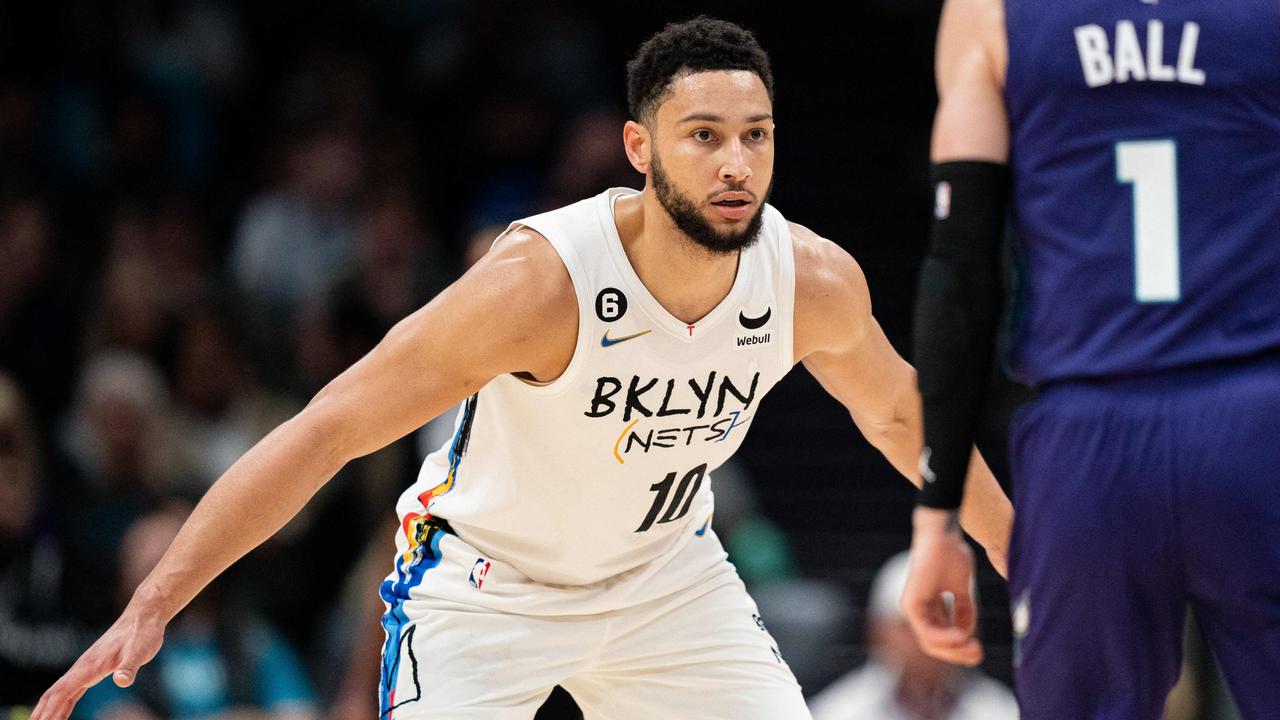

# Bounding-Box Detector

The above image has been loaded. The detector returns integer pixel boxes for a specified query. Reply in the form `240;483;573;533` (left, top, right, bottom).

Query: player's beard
650;152;771;256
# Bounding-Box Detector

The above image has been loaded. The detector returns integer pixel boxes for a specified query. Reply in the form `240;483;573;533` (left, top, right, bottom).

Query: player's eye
748;128;767;141
693;129;716;142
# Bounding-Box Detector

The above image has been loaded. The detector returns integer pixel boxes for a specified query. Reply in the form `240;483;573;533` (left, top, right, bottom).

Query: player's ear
623;120;651;175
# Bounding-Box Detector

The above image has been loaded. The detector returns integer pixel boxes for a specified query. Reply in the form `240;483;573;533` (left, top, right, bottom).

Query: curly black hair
625;17;774;125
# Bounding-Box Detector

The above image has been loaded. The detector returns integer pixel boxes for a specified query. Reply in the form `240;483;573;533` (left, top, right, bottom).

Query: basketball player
36;18;1013;719
903;1;1280;718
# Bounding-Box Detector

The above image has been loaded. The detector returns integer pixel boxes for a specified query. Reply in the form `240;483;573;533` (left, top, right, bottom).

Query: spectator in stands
0;196;79;433
87;248;177;363
230;123;364;326
809;551;1018;720
168;309;294;494
58;351;176;623
75;505;318;720
0;373;94;707
229;121;366;388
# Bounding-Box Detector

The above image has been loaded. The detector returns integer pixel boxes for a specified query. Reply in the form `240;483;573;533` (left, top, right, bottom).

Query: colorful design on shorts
379;518;448;717
378;394;477;718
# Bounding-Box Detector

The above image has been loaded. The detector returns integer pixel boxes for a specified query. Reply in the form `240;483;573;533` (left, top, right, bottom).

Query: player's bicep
794;232;915;429
303;232;575;463
932;0;1009;163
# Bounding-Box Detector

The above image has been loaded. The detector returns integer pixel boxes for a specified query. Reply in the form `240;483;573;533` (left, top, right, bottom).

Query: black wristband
914;161;1010;509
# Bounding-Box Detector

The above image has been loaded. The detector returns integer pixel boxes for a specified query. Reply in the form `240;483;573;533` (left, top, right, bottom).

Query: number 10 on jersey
636;464;708;533
1116;139;1181;303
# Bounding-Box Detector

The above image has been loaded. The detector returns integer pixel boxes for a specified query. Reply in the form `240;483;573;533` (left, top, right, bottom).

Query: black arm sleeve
914;161;1010;510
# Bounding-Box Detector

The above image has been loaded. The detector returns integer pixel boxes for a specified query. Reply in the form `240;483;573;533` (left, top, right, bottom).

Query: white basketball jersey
394;186;796;612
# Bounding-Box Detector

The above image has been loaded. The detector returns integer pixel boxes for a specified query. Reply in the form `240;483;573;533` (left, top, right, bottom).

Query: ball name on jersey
1074;20;1206;88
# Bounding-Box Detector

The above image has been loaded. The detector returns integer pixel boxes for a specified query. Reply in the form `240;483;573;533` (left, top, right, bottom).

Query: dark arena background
0;1;1237;718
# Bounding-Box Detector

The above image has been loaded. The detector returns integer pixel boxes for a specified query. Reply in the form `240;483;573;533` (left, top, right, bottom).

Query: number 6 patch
596;288;628;322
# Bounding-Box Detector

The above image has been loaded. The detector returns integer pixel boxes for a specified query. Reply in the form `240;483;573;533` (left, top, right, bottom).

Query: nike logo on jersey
601;329;652;347
739;307;771;330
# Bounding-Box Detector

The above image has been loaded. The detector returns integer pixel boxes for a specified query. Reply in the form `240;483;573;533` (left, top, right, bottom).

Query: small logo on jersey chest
737;306;772;346
595;288;627;322
739;307;771;329
601;329;651;347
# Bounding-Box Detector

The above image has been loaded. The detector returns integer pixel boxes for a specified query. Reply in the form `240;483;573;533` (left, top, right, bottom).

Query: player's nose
718;139;752;183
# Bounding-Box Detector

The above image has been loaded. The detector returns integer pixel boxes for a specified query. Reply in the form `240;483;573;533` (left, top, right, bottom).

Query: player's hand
32;608;166;720
902;506;984;666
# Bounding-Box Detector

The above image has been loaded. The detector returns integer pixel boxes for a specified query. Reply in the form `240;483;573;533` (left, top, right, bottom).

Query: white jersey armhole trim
496;221;591;396
776;209;797;369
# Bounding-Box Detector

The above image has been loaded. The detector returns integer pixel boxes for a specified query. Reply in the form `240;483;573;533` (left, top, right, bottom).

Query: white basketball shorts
377;519;811;719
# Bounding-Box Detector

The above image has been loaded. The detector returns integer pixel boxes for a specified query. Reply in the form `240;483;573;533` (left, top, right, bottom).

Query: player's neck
614;190;740;326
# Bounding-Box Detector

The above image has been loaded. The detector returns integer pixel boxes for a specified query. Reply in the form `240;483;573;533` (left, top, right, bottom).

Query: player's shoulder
483;222;576;293
443;224;577;380
472;225;577;316
789;222;874;360
789;221;869;311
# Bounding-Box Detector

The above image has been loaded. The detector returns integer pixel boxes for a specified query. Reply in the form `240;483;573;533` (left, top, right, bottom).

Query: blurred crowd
0;1;636;716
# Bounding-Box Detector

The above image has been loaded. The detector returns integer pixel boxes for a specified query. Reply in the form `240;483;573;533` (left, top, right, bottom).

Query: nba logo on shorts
469;558;491;589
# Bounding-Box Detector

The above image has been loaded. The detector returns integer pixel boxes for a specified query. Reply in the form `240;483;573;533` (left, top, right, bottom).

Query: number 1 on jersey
1116;139;1180;302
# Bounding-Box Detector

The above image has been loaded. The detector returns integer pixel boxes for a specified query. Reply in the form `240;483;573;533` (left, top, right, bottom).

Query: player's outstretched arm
32;228;577;720
903;0;1010;668
791;223;1012;580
